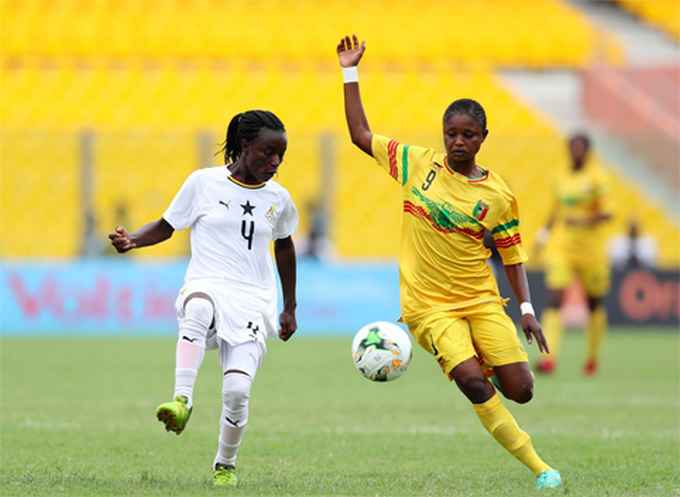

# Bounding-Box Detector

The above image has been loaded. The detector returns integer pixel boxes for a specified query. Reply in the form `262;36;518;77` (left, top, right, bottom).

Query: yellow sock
473;393;551;476
586;306;607;361
541;308;562;360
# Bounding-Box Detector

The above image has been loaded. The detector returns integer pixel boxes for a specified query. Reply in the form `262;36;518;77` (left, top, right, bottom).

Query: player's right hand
108;226;136;253
337;34;366;67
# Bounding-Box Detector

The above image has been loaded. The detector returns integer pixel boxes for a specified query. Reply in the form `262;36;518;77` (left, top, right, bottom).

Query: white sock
214;372;252;468
173;297;212;408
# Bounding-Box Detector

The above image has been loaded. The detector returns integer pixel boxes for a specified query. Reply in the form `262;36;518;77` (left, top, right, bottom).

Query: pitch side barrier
0;261;677;335
499;268;679;328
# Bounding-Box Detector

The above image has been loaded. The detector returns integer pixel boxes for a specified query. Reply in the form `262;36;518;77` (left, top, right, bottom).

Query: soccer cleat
535;469;562;489
213;464;238;487
535;358;556;375
155;395;192;435
583;358;598;376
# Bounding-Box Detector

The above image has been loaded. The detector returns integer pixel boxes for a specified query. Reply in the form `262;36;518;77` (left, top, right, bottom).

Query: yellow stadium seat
1;62;677;264
0;130;80;257
0;0;622;67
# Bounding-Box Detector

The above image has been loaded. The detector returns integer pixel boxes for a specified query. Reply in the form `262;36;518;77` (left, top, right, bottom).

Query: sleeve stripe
495;233;522;248
387;139;399;180
491;218;519;234
401;144;410;186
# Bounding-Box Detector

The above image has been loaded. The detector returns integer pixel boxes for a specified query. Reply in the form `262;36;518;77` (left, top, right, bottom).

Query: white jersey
163;166;298;345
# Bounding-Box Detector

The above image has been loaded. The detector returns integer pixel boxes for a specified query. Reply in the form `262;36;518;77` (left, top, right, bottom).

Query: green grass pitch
1;330;678;497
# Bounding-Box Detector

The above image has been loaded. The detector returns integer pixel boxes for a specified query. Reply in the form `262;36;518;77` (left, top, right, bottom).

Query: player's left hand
521;314;549;354
278;310;297;341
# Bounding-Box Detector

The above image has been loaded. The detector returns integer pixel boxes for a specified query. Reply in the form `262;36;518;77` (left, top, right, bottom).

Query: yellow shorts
545;258;610;297
408;302;528;380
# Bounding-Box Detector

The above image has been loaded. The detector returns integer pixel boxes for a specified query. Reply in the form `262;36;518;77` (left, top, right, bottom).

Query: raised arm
337;34;372;155
108;218;174;253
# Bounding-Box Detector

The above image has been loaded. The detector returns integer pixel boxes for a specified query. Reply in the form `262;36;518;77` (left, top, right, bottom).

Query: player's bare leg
453;357;561;489
584;296;606;376
492;362;534;404
537;289;564;374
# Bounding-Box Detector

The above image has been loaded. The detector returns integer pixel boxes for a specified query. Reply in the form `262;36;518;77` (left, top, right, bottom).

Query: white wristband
342;66;359;83
520;302;535;316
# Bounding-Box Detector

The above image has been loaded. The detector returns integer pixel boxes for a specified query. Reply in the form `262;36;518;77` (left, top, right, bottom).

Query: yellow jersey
371;134;528;324
552;164;611;264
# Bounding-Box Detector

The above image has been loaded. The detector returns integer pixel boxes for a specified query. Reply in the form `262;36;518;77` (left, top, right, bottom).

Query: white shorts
176;279;277;349
218;339;265;378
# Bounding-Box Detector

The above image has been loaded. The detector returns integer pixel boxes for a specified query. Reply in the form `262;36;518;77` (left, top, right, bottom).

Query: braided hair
443;99;487;132
220;110;285;164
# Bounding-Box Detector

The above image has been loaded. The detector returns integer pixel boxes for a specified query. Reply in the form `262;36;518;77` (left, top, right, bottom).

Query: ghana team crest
265;205;277;226
472;200;489;221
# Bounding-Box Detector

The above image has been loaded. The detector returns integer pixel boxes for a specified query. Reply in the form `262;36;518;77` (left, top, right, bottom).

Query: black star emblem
241;200;255;216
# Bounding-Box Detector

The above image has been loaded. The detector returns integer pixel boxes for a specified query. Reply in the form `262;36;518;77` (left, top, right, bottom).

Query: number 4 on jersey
241;220;254;250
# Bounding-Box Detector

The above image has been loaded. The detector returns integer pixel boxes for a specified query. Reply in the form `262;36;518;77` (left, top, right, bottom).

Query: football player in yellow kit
337;34;561;490
535;133;612;376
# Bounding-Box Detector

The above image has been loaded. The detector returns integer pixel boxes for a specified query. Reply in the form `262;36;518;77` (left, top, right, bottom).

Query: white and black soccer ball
351;321;412;382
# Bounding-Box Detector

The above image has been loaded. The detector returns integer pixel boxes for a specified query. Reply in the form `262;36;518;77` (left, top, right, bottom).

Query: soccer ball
351;321;412;382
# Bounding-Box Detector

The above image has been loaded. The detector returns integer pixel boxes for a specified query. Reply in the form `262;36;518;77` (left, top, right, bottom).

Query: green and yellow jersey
371;134;527;324
551;165;611;265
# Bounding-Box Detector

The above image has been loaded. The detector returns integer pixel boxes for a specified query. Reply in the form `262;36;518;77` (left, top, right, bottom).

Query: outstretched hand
521;314;550;354
278;310;297;342
108;226;136;253
337;34;366;67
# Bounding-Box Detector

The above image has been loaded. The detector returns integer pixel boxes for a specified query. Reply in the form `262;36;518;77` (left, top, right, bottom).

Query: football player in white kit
108;110;299;487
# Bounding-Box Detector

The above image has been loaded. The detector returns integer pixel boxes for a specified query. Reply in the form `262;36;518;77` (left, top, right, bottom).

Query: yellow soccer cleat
213;464;238;487
155;395;192;435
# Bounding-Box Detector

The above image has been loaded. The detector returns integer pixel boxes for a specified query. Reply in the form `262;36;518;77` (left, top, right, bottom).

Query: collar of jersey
227;173;266;190
436;155;489;183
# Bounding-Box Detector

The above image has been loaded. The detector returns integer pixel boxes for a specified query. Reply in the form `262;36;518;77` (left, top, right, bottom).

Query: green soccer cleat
535;469;562;490
155;395;192;435
213;464;238;487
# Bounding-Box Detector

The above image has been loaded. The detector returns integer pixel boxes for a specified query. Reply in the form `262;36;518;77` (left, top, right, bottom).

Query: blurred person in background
609;218;657;270
298;198;335;261
534;132;612;376
79;211;106;257
109;110;299;488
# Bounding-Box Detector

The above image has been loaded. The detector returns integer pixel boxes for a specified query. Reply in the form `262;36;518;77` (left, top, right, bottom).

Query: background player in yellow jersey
337;35;561;490
535;133;612;376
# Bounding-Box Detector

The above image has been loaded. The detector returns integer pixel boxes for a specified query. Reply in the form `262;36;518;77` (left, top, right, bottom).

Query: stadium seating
0;130;81;257
2;62;678;264
617;0;680;40
0;0;622;67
